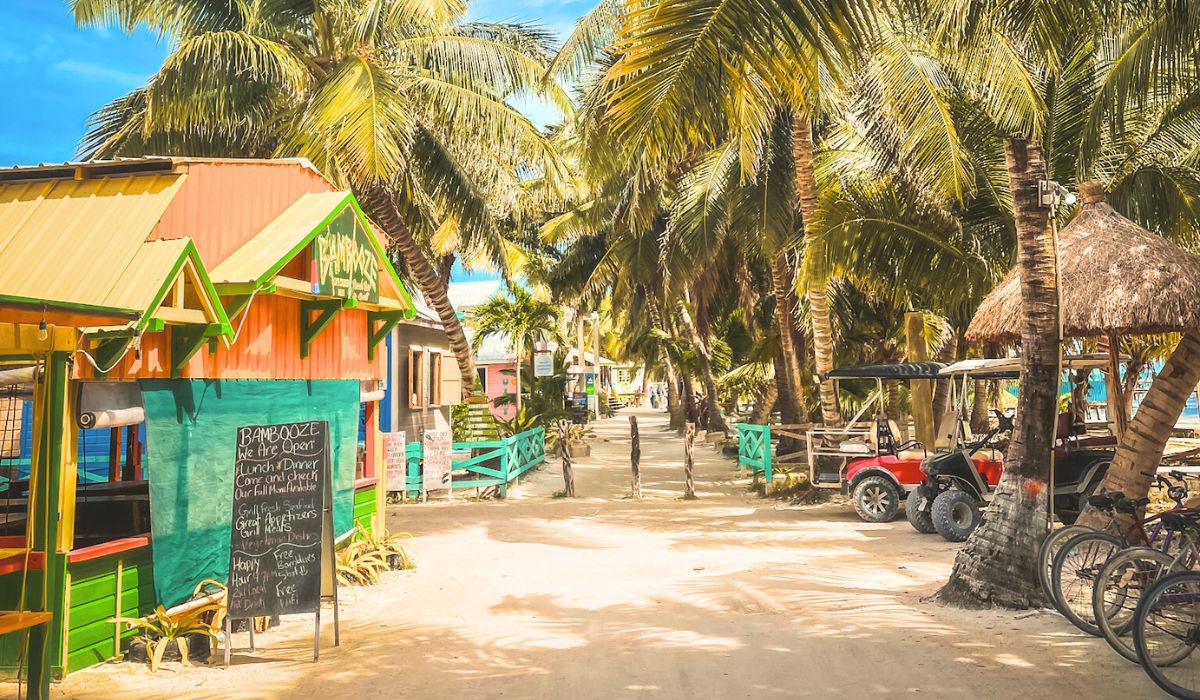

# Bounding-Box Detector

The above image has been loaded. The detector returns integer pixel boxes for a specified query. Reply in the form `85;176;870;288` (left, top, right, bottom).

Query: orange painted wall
149;161;331;268
81;295;384;381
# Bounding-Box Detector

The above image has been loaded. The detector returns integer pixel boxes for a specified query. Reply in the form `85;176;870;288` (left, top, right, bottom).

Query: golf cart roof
939;353;1122;379
824;362;947;380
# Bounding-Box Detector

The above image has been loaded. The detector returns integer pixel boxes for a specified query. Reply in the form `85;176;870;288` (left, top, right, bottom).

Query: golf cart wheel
905;493;937;533
932;490;980;542
852;476;901;523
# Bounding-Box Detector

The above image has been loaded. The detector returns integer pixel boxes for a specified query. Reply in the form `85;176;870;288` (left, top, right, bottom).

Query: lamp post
1038;178;1077;527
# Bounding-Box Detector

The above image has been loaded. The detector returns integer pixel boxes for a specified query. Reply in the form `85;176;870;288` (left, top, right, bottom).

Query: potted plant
115;602;221;671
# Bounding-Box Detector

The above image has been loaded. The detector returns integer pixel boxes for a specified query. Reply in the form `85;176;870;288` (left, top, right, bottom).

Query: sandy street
47;408;1160;699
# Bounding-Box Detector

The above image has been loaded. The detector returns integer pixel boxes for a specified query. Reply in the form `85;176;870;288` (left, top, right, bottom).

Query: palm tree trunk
647;298;685;429
937;138;1056;609
1077;332;1200;529
664;360;684;429
791;112;841;427
772;253;807;422
679;299;729;434
362;184;477;395
970;379;991;434
932;333;958;419
751;377;778;425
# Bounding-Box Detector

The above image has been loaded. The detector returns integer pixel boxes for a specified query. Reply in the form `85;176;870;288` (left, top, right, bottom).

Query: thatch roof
967;182;1200;343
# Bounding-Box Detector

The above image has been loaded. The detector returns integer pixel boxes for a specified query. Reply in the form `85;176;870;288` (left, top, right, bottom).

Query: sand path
51;408;1161;698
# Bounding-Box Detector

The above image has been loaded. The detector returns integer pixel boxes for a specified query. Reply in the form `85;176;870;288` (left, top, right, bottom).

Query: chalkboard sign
228;420;328;619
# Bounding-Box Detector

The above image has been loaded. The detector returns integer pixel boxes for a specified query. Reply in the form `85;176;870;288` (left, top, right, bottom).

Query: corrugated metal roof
103;238;192;312
448;279;505;310
0;174;187;310
211;191;350;284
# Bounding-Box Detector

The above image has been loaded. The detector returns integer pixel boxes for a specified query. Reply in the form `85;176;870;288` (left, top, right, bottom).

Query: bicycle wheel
1134;571;1200;699
1051;531;1122;635
1093;546;1175;664
1039;524;1092;613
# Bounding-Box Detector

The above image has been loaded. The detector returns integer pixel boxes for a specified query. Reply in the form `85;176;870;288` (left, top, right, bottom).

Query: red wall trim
0;551;45;576
67;536;152;564
353;477;378;489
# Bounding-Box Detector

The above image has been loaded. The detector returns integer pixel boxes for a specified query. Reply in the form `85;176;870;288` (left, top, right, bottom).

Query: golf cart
905;356;1116;541
808;362;968;523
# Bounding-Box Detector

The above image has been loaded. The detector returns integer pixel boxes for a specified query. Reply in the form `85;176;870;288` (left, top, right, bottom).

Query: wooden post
108;426;121;482
1107;334;1129;440
630;416;641;499
905;312;935;448
684;422;696;499
559;421;576;498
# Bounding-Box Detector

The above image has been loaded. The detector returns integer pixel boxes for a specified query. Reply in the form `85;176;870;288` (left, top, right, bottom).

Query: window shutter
440;353;462;404
408;349;418;408
431;352;442;406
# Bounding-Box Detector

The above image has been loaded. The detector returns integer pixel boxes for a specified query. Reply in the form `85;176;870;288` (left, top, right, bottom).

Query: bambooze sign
310;206;379;303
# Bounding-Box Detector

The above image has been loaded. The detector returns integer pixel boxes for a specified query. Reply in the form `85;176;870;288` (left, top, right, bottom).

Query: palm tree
470;286;565;412
71;0;571;396
923;0;1200;606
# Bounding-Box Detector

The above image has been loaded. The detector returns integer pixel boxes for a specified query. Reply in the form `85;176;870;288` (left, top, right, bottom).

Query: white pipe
78;406;145;429
0;366;38;387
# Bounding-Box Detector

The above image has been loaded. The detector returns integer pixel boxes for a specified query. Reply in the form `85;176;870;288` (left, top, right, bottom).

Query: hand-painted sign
228;420;327;618
310;207;379;303
533;351;554;377
384;431;407;492
422;429;452;492
585;373;596;395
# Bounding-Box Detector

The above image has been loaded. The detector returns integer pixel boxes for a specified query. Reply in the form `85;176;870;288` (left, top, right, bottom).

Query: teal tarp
140;379;360;607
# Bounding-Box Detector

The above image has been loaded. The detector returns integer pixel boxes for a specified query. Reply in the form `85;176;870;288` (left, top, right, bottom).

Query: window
476;368;488;394
408;349;425;408
430;352;442;405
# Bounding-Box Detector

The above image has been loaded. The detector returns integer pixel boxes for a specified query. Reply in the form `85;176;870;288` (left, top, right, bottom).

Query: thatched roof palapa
967;182;1200;343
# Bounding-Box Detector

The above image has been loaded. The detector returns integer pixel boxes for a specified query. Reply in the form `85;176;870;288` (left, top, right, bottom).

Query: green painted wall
353;484;377;535
64;546;156;674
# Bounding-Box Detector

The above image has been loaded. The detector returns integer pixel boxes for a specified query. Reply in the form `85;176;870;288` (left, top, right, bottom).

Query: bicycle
1049;472;1195;632
1092;508;1199;664
1132;563;1200;697
1037;490;1123;613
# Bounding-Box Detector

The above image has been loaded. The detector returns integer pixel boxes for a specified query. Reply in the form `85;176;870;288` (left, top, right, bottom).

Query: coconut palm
470;285;565;412
917;0;1200;607
71;0;571;395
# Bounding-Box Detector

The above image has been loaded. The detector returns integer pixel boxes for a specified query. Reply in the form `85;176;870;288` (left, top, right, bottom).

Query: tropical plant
72;0;572;396
470;285;566;412
112;601;222;672
545;421;592;454
336;526;414;585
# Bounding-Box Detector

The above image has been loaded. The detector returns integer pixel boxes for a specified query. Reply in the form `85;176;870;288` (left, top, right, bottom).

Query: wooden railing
399;427;546;499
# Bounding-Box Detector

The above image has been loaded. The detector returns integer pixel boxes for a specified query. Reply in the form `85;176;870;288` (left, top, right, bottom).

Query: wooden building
0;157;416;682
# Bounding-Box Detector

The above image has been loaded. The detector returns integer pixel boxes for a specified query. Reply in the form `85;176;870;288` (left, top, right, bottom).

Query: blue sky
0;0;589;165
0;1;591;282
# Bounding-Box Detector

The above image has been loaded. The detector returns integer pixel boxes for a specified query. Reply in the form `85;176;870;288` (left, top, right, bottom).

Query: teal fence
736;423;772;486
398;427;546;499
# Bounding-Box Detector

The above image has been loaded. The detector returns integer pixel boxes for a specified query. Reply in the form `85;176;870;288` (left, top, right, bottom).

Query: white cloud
50;60;148;90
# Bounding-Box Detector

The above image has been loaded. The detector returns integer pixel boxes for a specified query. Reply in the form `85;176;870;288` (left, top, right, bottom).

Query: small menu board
228;420;328;618
384;431;407;492
423;429;452;493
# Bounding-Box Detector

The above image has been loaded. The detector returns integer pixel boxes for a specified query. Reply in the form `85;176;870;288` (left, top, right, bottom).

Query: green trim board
367;311;406;361
142;240;233;338
0;294;140;319
210;191;415;317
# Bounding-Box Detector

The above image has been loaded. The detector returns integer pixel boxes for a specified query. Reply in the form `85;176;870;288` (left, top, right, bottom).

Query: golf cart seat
933;410;962;452
897;449;928;461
